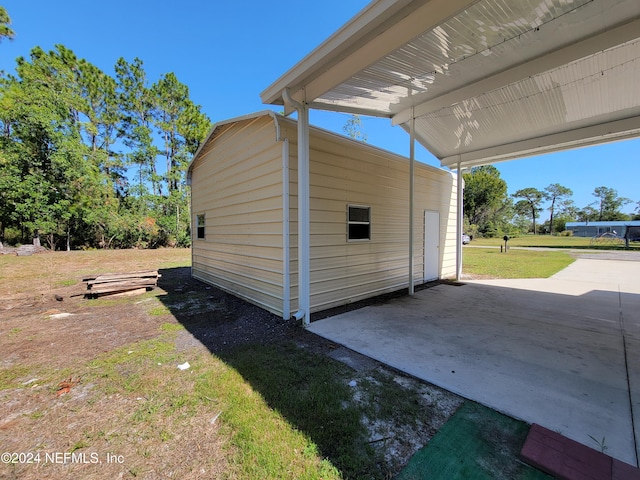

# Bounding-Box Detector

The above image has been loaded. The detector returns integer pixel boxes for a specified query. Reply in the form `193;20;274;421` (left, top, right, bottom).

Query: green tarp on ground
396;402;554;480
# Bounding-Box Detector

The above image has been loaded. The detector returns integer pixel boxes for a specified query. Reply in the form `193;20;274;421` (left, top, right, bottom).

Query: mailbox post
502;235;509;253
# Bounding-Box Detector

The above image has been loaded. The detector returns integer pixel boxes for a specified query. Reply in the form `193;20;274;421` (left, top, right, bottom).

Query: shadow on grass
155;266;385;478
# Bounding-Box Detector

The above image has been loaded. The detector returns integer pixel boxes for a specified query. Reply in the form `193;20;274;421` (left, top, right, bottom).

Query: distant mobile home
187;111;459;318
565;221;640;240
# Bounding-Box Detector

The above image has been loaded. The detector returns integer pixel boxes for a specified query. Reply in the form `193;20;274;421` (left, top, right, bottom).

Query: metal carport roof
261;0;640;169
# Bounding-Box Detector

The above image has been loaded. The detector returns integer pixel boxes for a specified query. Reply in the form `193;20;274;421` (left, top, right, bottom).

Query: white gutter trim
282;138;291;320
282;89;311;326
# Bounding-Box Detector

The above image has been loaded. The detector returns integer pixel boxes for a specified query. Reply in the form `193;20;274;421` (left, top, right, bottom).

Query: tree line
463;166;639;238
0;7;211;249
2;7;638;250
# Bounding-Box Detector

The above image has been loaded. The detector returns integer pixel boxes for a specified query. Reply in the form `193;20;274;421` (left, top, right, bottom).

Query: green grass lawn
470;235;591;248
463;247;575;278
470;234;639;250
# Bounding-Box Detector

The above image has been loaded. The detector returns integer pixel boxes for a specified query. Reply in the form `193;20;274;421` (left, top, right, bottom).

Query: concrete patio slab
308;255;640;466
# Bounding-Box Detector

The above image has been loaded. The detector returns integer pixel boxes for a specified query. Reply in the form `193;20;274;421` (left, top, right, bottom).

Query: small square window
196;214;206;239
347;205;370;241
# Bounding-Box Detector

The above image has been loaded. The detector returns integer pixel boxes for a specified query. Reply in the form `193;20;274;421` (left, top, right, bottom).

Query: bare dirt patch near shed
1;249;186;370
0;248;462;479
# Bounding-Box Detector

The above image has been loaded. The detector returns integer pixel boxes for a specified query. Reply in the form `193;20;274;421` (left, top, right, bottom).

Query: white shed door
424;210;440;281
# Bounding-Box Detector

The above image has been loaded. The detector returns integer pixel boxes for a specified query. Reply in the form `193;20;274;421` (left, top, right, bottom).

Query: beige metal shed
187;111;458;318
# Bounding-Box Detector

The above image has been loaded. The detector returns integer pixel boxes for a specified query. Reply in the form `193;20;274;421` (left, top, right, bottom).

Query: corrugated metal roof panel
313;0;598;113
263;0;640;166
419;38;640;158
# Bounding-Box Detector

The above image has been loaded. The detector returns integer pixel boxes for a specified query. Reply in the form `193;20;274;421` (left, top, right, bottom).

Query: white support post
408;113;415;295
297;103;311;326
282;89;311;326
456;160;463;281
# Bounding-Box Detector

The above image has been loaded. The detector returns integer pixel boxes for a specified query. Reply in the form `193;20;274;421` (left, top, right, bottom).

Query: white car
462;234;471;244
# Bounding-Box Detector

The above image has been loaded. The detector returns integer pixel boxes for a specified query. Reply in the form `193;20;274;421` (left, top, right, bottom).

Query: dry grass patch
0;248;469;479
0;330;342;479
0;335;231;479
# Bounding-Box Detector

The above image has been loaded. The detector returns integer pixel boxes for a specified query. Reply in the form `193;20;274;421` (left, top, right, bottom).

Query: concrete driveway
308;251;640;466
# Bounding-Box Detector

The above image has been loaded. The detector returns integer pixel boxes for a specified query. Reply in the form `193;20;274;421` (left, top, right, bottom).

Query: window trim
347;204;371;242
196;213;206;240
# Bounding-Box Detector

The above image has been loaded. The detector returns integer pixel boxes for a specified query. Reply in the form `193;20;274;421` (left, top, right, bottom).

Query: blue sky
2;0;638;215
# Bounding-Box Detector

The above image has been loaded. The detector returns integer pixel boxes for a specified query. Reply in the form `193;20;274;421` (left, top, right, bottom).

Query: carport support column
408;113;415;295
282;89;310;326
456;160;463;281
298;103;311;325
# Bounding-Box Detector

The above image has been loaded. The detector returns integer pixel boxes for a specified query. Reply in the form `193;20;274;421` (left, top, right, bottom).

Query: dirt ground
1;249;192;371
0;248;461;479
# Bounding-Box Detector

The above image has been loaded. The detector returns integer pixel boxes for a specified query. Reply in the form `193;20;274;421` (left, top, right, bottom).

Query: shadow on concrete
307;279;640;467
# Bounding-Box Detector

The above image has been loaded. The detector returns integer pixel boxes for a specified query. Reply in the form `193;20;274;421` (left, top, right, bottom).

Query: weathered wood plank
94;287;148;298
89;281;157;293
84;270;159;283
86;287;147;297
88;283;153;294
87;277;158;289
83;270;160;299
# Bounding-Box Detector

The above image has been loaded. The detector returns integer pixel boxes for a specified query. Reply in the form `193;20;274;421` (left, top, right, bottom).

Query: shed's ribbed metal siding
190;116;284;315
279;123;457;314
191;113;457;318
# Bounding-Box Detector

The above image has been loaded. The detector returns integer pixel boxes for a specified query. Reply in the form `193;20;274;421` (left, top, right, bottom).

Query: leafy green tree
513;187;544;234
78;59;124;187
512;212;532;234
0;46;88;245
550;199;578;233
462;166;508;237
342;114;367;142
0;155;22;242
150;72;209;245
592;186;631;221
151;73;209;188
116;57;160;196
152;72;189;192
576;205;598;222
544;183;572;234
0;6;14;43
0;42;208;249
